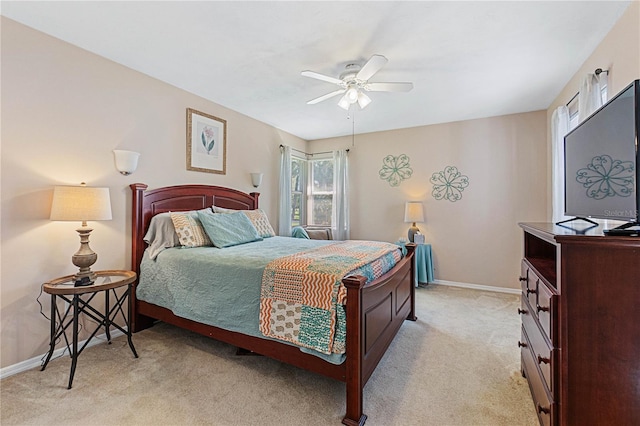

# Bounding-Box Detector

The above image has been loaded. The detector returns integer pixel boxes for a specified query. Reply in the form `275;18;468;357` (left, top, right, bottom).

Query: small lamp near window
250;172;263;188
50;183;112;286
113;150;140;175
404;201;425;243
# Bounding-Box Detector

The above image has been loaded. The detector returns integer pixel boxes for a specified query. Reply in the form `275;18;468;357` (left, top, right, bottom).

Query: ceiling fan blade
356;55;388;81
365;82;414;92
301;70;343;85
307;89;346;105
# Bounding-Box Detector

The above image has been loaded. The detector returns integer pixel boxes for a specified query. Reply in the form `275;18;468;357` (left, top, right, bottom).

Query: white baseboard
0;329;125;380
430;279;520;295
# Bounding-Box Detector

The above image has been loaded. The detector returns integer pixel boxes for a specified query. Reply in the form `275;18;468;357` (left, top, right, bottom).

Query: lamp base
407;224;420;243
72;226;98;286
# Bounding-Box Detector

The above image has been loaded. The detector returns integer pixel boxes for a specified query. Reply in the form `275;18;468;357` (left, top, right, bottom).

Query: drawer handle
519;276;527;282
537;304;550;313
527;288;537;295
517;308;528;315
537;355;550;365
537;404;550;415
518;341;527;348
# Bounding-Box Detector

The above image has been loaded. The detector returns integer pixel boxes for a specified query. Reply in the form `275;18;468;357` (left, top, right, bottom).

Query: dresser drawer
536;280;556;342
521;298;554;395
520;261;538;308
521;327;555;426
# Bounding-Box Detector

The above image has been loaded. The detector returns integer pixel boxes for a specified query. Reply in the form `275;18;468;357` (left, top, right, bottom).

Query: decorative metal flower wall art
430;166;470;202
379;154;413;187
576;155;635;199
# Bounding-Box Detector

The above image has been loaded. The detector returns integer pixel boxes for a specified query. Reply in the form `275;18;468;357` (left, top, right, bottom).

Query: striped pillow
170;211;212;247
243;209;276;238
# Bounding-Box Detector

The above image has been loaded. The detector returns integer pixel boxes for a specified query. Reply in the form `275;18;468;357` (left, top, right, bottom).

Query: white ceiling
2;1;632;141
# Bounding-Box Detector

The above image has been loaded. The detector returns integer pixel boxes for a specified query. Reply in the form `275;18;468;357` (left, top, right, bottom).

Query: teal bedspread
137;236;346;363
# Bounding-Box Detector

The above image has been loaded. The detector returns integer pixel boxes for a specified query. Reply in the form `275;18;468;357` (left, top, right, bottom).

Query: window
568;95;580;130
309;159;333;226
290;156;305;227
291;155;334;227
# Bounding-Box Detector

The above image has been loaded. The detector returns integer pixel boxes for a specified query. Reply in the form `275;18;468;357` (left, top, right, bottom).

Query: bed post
406;243;418;321
130;183;154;332
249;192;260;207
342;275;367;426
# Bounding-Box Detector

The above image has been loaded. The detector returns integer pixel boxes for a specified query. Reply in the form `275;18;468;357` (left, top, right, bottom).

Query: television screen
564;80;639;223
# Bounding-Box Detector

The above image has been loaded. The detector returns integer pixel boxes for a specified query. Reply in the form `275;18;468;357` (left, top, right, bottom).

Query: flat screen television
563;79;639;234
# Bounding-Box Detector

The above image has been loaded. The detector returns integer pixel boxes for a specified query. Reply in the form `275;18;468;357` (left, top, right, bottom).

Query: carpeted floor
1;285;537;425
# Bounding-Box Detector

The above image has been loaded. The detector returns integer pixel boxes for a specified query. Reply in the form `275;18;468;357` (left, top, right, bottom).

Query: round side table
41;270;138;389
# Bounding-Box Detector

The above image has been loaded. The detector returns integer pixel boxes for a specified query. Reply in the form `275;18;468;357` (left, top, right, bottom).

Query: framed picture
186;108;227;174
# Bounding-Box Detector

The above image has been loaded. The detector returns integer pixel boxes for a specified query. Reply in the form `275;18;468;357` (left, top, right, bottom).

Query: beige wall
546;2;640;218
310;111;548;289
0;18;306;369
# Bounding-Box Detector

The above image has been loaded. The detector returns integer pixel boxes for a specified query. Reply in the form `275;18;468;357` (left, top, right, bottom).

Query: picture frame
186;108;227;174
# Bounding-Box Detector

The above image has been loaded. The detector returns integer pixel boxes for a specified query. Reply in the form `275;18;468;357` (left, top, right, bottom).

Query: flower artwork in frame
186;108;227;174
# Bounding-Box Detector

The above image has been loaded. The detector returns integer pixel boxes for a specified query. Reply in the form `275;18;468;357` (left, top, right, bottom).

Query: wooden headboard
130;183;260;278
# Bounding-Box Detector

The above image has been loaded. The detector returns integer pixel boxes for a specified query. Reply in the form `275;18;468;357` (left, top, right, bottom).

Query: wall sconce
250;173;263;188
113;150;140;175
404;201;425;243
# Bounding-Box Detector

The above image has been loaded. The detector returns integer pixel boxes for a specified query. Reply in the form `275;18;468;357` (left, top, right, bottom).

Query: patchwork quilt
259;240;402;354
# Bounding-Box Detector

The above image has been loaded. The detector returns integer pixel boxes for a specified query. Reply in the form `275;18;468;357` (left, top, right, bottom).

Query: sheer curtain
332;149;349;240
578;73;603;121
278;145;292;236
552;106;570;223
552;73;603;223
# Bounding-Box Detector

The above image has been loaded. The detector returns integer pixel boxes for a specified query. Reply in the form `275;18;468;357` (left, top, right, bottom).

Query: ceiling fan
302;54;413;110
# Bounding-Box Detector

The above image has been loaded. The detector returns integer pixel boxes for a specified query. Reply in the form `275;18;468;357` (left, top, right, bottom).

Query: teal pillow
197;210;262;248
291;226;310;239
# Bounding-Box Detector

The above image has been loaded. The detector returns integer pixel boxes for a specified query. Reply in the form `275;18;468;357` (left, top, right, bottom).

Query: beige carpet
1;285;537;426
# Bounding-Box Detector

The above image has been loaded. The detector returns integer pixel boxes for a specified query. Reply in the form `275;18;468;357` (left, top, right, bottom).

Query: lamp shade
50;185;112;222
357;91;372;109
338;94;351;110
404;201;425;223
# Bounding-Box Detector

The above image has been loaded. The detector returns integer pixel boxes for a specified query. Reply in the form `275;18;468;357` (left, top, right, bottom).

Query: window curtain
552;73;603;223
578;73;603;122
278;145;292;236
551;106;570;223
332;149;349;241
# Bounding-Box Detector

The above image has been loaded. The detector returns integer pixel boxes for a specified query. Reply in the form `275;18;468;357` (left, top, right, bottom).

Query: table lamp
404;201;425;242
50;183;112;286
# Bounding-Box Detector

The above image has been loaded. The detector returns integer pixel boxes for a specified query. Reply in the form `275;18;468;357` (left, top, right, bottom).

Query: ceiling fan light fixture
338;94;351;110
302;54;413;111
346;86;359;103
357;92;372;109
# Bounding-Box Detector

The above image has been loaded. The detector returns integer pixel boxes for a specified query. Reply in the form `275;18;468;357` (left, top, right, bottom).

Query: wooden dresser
518;223;640;426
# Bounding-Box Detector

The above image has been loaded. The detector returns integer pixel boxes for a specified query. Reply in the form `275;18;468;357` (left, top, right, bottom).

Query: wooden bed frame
130;183;416;425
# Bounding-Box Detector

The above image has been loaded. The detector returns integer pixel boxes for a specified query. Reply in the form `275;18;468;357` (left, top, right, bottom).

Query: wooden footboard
129;183;416;425
343;244;415;425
